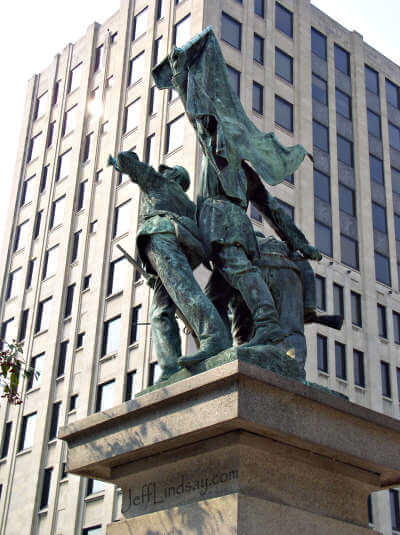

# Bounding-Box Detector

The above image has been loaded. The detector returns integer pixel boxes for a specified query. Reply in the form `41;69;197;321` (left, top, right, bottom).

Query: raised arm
108;152;163;192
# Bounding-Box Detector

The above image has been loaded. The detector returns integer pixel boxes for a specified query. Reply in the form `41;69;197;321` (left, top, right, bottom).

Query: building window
367;109;381;138
93;44;103;73
76;181;87;211
368;495;374;526
49;402;61;441
64;284;75;318
6;268;22;300
26;259;35;289
314;169;330;203
386;79;400;109
372;202;387;233
42;245;59;280
148;362;162;386
317;334;328;372
40;165;49;192
341;235;359;270
39;467;53;510
50;195;66;229
71;231;81;263
389;122;400;151
335;89;352;120
68;63;82;93
381;361;391;398
33;210;42;240
334;44;350;75
353;350;365;388
46;120;55;147
254;0;265;17
83;526;102;535
107;257;126;296
397;368;400;400
18;308;29;342
90;220;98;233
377;304;387;338
34;91;48;120
392;167;400;194
375;252;391;286
76;332;85;349
312;74;327;105
275;3;293;38
174;15;191;47
21;175;35;206
335;342;346;380
333;283;344;317
390;489;400;531
82;132;93;163
0;318;14;350
87;479;105;496
149;86;158;115
132;7;148;40
153;37;163;68
339;184;356;216
165;114;185;153
130;305;142;345
96;380;115;412
145;134;156;166
113;200;131;238
253;34;264;64
370;155;384;185
35;297;52;333
315;275;326;311
69;394;78;412
277;199;294;220
124;99;141;133
313;121;329;152
18;412;37;451
315;221;332;257
62;105;78;136
221;12;241;50
125;371;137;401
227;66;240;97
365;65;379;95
56;149;72;181
351;292;362;327
14;220;29;251
57;340;68;377
311;28;327;60
250;203;262;222
275;95;293;132
82;274;91;291
252;82;263;114
337;135;353;167
1;422;12;459
102;316;121;356
275;48;293;84
393;311;400;344
156;0;164;20
27;132;42;162
128;52;145;86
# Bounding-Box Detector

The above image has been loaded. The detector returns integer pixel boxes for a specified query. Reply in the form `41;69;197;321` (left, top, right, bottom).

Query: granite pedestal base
59;360;400;534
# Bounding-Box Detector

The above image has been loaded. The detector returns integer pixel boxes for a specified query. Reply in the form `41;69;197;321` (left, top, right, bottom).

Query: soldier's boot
304;309;343;330
178;335;230;368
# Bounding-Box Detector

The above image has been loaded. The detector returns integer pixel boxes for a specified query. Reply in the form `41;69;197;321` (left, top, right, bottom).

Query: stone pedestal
59;360;400;534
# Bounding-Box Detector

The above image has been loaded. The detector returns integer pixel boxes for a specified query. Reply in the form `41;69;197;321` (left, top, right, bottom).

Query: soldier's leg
213;245;286;347
205;268;233;341
150;278;181;381
145;234;231;365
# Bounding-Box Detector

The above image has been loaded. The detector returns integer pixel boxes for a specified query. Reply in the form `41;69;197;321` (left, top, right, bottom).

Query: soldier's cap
158;164;190;191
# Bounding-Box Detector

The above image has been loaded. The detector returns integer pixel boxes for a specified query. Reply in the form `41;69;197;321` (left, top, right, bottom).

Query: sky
0;0;399;251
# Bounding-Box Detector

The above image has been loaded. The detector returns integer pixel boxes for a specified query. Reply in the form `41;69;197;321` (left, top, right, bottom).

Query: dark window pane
333;283;344;316
254;34;264;64
96;380;115;412
390;489;400;530
341;234;359;270
393;311;400;344
49;402;60;441
336;88;352;119
71;231;81;263
275;3;293;38
314;169;330;203
378;304;387;338
254;0;265;17
275;48;293;83
367;109;381;138
27;352;44;390
370;155;384;184
397;367;400;400
64;284;75;318
148;362;162;386
372;202;387;233
334;44;350;75
83;527;102;535
315;221;332;257
339;183;356;216
227;66;240;97
311;28;327;60
312;74;327;105
102;316;121;356
276;199;294;220
130;306;142;345
392;167;400;195
353;350;365;387
275;95;293;132
351;292;362;327
315;275;326;311
337;135;353;167
57;341;68;377
365;65;379;95
40;468;53;510
317;334;328;372
1;422;12;459
386;79;400;109
40;165;48;192
18;308;29;342
18;413;36;451
125;371;136;401
313;121;329;152
335;342;347;380
381;361;391;398
86;479;105;496
252;82;263;114
156;0;164;20
389;122;400;150
221;12;241;50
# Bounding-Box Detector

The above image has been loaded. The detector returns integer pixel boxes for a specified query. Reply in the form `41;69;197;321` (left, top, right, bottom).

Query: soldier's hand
146;275;157;289
300;244;322;261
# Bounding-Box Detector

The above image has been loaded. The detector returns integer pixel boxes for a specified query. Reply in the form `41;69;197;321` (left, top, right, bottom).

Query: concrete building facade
0;0;399;533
